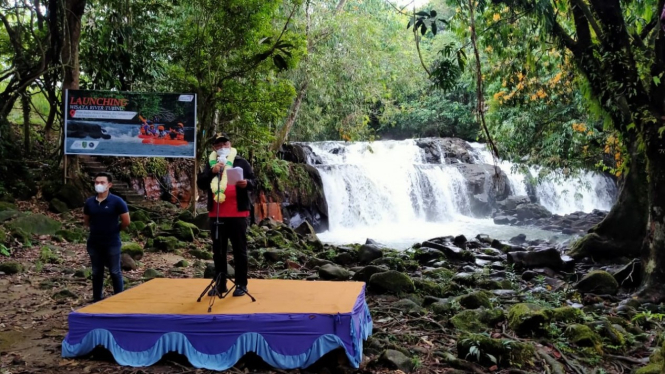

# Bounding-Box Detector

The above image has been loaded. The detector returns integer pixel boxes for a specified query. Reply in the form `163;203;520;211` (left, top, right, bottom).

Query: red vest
208;185;249;218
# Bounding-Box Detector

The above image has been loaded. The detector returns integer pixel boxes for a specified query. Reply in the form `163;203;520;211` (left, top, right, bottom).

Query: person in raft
197;133;255;297
83;172;130;302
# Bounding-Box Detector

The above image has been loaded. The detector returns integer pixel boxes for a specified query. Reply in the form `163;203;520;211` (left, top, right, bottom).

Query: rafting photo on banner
64;89;197;158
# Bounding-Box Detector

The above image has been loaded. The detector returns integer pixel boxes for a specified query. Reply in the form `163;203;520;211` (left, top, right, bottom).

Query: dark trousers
87;240;123;301
210;217;248;287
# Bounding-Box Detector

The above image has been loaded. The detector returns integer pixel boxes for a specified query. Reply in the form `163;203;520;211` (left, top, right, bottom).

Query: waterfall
468;142;617;215
301;139;617;247
306;140;470;231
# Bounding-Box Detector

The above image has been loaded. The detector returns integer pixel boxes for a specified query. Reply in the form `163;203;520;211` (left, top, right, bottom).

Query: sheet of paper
226;167;244;185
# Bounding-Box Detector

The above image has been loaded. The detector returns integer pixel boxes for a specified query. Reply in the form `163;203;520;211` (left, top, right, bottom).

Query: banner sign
64;89;197;158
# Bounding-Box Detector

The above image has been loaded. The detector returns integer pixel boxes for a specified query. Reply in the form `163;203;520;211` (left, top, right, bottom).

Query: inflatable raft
140;137;188;146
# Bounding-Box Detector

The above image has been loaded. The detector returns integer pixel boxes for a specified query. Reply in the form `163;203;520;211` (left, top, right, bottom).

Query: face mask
95;184;107;193
216;148;230;157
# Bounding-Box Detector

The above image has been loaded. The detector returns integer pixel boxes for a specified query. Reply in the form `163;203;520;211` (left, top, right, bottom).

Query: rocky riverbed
0;199;663;374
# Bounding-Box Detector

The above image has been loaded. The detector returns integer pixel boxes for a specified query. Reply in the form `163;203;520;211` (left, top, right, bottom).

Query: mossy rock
575;270;619;295
74;267;92;278
10;227;30;244
451;308;505;333
508;303;551;336
55;228;85;243
564;324;603;353
7;213;61;236
635;342;664;374
550;306;583;323
142;222;157;238
587;319;627;347
128;221;147;235
152;236;181;252
190;249;213;260
413;279;449;298
369;270;415;294
174;260;189;268
121;242;144;260
49;198;70;214
455;291;493;309
0;261;23;274
370;256;405;271
130;210;151;223
143;268;164;279
267;231;289;248
0;210;19;222
0;202;16;212
174;220;200;242
0;229;6;244
55;183;85;208
457;333;535;367
423;268;455;281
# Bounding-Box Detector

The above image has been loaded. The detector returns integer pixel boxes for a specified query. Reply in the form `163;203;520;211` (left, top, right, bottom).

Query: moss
0;202;16;212
0;261;23;274
174;260;189;268
189;249;213;260
0;228;6;244
423;268;455;281
369;270;415;294
457;333;535;367
575;270;619;295
143;268;164;279
174;220;199;242
451;310;487;332
565;324;603;354
634;364;664;374
121;242;144;260
508;303;550;336
152;236;181;252
130;210;151;223
128;221;147;235
7;213;61;236
413;279;448;298
456;291;493;309
10;227;30;244
142;222;157;238
550;306;583;323
54;228;85;243
451;309;505;333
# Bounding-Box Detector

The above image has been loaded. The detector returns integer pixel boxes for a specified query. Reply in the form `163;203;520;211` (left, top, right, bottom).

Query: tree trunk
21;92;31;155
61;0;86;91
271;80;308;152
569;134;648;260
637;126;665;303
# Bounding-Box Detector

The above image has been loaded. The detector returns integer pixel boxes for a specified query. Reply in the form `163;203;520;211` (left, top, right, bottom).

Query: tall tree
487;0;664;301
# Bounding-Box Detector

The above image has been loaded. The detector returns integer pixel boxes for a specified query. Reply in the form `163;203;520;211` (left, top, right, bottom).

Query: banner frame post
191;158;197;214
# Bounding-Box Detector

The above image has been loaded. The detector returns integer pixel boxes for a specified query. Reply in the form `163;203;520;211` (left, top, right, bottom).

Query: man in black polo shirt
83;172;131;302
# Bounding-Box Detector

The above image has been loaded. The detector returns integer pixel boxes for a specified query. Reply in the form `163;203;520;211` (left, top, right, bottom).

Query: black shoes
233;286;248;297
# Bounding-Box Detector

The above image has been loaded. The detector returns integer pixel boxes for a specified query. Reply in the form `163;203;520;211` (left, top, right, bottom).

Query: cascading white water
308;140;470;230
468;143;617;215
304;139;609;248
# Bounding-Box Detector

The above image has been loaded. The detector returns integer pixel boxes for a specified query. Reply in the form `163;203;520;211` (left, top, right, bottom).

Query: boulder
121;242;144;260
454;163;511;216
190;249;213;260
508;303;550;336
174;260;189;268
575;270;619;295
0;210;19;222
143;268;164;279
507;247;563;269
192;213;210;231
294;221;317;237
565;324;602;353
55;183;85;208
451;308;505;332
54;228;85;243
7;213;61;236
369;270;415;294
152;236;181;252
515;203;552;220
378;349;414;373
351;265;389;283
318;264;351;281
358;244;383;265
120;253;137;271
455;291;493;309
174;220;199;242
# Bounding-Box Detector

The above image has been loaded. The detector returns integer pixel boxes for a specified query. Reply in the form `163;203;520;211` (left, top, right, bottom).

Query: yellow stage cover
78;279;365;315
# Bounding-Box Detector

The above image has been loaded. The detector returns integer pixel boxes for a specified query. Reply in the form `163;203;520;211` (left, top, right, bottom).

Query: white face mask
216;148;230;157
95;184;107;193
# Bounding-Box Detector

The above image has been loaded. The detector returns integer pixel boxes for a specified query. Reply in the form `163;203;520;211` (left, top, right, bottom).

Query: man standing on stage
83;172;131;302
197;133;255;297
